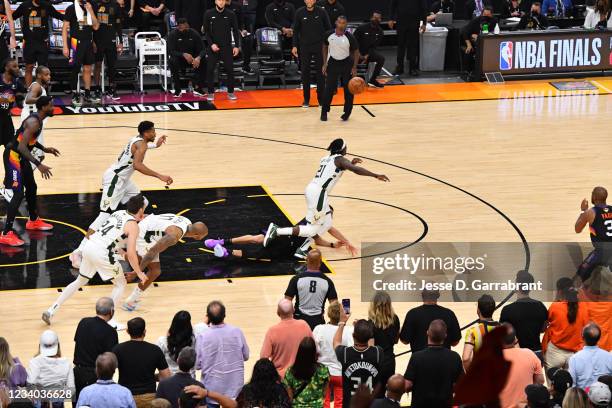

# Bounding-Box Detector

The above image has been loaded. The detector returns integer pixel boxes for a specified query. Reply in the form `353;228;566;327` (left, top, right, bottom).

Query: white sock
48;275;90;316
125;287;143;304
110;273;127;305
277;227;294;236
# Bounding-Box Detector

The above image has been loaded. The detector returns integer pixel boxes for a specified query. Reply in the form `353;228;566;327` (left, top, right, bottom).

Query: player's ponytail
556;277;579;324
327;138;346;155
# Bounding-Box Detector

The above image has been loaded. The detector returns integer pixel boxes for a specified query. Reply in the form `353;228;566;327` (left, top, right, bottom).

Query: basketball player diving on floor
121;213;208;311
43;195;148;328
575;186;612;283
70;120;173;268
0;96;59;247
263;138;389;258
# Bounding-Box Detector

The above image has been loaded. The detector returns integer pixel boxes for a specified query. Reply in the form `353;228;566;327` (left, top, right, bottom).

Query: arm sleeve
63;7;74;22
231;12;241;47
292;10;301;47
203;11;213;45
167;31;181;57
284;275;299;298
241;330;250;361
106;329;119;352
49;4;65;21
499;306;509;323
26;359;39;385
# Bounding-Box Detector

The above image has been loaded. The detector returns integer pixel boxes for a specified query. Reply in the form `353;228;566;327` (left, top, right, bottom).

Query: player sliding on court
70;121;173;268
121;213;209;311
204;209;358;260
262;138;389;258
43;195;148;329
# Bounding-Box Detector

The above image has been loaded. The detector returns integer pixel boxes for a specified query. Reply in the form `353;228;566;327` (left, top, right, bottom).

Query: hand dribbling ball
348;77;367;95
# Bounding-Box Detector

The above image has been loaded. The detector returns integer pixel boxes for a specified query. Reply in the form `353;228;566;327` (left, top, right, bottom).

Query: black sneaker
368;79;384;88
71;93;82;107
393;65;405;75
341;112;350;121
242;65;253;74
409;68;420;77
92;88;103;102
83;92;93;105
320;110;328;121
106;89;120;100
192;88;206;97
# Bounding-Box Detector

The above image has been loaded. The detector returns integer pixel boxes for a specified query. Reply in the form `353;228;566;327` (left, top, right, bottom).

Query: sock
111;273;127;305
48;275;90;316
125;287;144;304
277;227;293;236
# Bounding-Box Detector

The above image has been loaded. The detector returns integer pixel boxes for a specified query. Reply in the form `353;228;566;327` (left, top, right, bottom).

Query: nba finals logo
499;41;513;70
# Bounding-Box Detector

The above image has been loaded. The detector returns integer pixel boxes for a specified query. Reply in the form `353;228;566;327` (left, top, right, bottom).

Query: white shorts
305;182;330;224
100;169;140;212
136;238;160;263
79;241;123;282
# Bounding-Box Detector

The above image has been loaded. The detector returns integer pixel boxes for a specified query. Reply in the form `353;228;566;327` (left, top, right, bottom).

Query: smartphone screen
341;298;350;315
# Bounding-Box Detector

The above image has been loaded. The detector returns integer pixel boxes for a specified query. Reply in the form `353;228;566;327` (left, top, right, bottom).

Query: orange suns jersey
590;205;612;244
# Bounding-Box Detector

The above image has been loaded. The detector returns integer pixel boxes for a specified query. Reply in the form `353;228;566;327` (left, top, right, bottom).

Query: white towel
74;0;93;26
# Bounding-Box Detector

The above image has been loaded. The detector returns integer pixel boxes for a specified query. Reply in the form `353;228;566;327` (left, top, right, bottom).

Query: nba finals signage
479;30;612;76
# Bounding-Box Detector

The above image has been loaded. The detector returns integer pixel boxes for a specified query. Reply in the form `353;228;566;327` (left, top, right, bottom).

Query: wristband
147;142;157;149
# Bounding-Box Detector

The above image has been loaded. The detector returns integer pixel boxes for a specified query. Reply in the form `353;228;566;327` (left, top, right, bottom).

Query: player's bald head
188;222;208;240
386;374;406;399
592;187;608;204
307;249;322;270
277;299;294;318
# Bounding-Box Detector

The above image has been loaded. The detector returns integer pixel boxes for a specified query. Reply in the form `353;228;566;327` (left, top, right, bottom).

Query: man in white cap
27;330;75;393
588;382;611;408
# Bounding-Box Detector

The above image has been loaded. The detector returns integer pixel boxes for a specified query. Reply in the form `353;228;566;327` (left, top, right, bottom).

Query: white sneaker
228;93;238;100
108;319;126;331
69;251;82;269
0;187;13;202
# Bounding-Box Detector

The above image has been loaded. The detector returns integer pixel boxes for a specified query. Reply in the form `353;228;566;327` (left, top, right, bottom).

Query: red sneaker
0;231;25;246
26;218;53;231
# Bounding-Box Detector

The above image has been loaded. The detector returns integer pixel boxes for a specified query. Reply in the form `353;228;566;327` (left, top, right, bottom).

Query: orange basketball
348;77;367;95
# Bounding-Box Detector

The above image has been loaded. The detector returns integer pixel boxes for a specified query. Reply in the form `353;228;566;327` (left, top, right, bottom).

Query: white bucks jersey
139;213;191;247
108;136;144;178
311;154;344;192
20;84;47;121
89;210;135;256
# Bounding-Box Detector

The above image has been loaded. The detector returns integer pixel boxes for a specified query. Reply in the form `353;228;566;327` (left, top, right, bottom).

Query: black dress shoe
409;68;420;76
368;80;384;88
320;111;328;121
341;112;350;121
393;65;404;75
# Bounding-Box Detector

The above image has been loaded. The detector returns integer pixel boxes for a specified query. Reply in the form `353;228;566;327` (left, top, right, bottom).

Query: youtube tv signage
479;30;612;76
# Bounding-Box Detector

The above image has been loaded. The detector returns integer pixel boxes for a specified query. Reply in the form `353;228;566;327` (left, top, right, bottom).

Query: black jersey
8;113;43;154
335;345;384;408
590;205;612;244
0;77;24;115
11;1;63;42
94;0;122;43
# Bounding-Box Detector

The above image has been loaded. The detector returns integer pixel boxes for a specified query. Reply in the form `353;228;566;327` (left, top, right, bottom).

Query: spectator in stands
371;374;406;408
62;0;100;106
404;319;463;408
334;316;383;408
285;249;338;330
317;0;346;23
236;358;291;407
354;11;386;88
548;367;573;407
0;337;27;390
76;352;136;408
136;0;166;32
261;299;313;378
151;398;172;408
226;0;254;74
584;0;612;29
174;0;206;33
368;291;400;398
462;294;500;370
389;0;428;76
399;287;462;352
0;0;17;64
72;297;119;401
283;337;330;407
543;278;590;371
525;384;550;408
568;323;612;389
203;0;240;101
195;300;249;406
156;347;203;408
461;5;497;78
11;0;63;87
563;386;590;407
93;0;124;100
541;0;572;17
499;323;545;408
503;0;523;17
588;382;612;408
112;317;171;407
516;2;549;29
157;310;195;376
265;0;295;50
167;18;207;97
500;270;548;354
313;301;353;408
292;0;331;107
0;58;26;147
27;330;74;404
586;301;612;353
182;385;238;408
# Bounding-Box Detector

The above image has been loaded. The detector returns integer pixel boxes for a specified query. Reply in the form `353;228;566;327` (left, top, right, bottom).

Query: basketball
348;77;367;95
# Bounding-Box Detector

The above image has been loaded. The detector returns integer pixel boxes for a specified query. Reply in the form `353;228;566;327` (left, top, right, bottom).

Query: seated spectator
404;319;464;408
371;374;406;408
236;358;291;408
354;11;386;88
541;0;572;17
182;385;238;408
27;330;74;406
151;398;172;408
568;323;612;389
500;271;548;354
583;0;612;29
156;310;196;376
462;6;498;77
112;317;171;408
587;382;611;408
285;249;338;330
503;0;524;17
195;300;249;406
368;291;400;397
543;278;590;371
525;384;550;408
76;352;136;408
562;386;589;407
260;299;313;378
547;367;573;407
462;294;500;370
516;2;549;29
156;347;203;408
264;0;295;49
283;337;329;407
313;302;353;408
0;337;27;390
399;288;461;353
499;323;545;408
167;18;206;97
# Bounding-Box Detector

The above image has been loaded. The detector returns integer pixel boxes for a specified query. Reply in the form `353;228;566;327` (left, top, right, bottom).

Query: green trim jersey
139;213;191;246
88;210;135;262
310;154;344;193
109;135;144;179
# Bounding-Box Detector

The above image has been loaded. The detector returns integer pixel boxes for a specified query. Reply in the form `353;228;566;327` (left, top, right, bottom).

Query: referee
284;249;338;330
320;15;358;122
